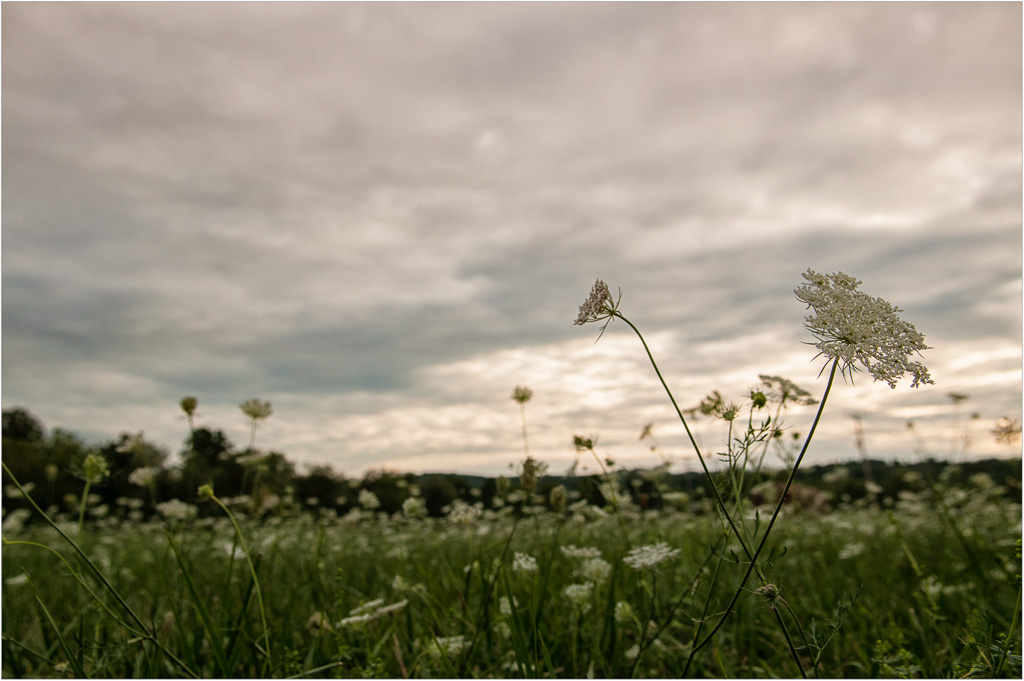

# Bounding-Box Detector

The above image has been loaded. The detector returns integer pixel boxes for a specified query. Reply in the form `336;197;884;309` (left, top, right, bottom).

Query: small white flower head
623;541;680;569
574;279;622;340
838;542;865;560
128;466;159;488
795;269;934;389
80;452;110;484
358;489;381;510
577;557;612;584
401;496;424;518
428;635;469;660
513;551;538;572
614;600;634;624
156;499;198;521
563;581;594;607
512;385;533;404
448;502;481;526
560;544;603;560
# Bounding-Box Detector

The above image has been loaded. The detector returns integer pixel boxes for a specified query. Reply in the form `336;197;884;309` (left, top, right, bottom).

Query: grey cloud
3;2;1019;473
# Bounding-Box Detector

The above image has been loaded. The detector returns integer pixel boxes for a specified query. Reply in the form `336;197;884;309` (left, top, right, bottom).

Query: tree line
2;403;1020;528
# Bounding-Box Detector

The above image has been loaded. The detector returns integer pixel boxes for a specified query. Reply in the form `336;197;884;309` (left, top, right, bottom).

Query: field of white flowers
2;465;1020;678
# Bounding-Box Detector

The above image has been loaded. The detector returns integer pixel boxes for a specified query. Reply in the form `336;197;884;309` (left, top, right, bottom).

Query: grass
2;473;1020;678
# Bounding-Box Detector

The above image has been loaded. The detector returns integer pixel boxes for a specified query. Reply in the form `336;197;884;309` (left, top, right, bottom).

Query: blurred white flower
428;635;469;660
563;581;594;607
128;466;159;487
838;542;865;560
623;542;680;569
577;557;612;584
560;544;603;560
156;499;198;521
358;489;380;510
513;552;537;572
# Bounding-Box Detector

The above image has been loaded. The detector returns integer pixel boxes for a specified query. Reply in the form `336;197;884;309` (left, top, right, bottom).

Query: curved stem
613;312;752;558
682;357;839;676
1;462;199;678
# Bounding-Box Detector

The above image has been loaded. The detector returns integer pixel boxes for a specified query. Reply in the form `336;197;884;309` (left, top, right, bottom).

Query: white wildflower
375;599;408;616
625;643;640;661
156;499;197;521
795;269;933;388
574;279;614;326
2;508;32;533
339;612;376;627
428;635;469;660
563;581;594;607
614;600;634;624
513;552;537;572
349;598;386;616
339;598;407;627
560;544;603;560
129;466;159;487
577;557;612;584
623;541;680;569
838;542;865;560
449;503;481;526
358;489;380;510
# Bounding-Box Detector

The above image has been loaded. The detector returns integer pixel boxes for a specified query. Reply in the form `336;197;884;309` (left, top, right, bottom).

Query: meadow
2;271;1021;678
2;458;1021;678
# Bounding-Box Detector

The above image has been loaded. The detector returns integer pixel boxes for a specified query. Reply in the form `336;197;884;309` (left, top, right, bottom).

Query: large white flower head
795;269;934;389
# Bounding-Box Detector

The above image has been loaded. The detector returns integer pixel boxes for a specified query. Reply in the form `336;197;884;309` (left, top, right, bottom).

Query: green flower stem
204;490;274;674
519;402;530;459
614;311;812;675
994;580;1022;676
76;479;92;542
682;357;839;677
612;312;752;559
1;462;198;678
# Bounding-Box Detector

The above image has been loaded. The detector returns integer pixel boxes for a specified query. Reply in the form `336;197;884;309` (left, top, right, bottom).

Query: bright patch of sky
3;3;1020;476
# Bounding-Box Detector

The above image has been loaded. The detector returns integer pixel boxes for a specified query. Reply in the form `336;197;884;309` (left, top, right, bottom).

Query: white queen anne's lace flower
574;279;613;326
623;541;680;569
795;269;934;389
513;552;538;572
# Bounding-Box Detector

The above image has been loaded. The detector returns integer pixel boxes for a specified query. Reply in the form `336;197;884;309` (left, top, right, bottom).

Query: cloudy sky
3;3;1021;478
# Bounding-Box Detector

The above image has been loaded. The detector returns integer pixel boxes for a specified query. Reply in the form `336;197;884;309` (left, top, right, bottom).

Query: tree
3;408;44;442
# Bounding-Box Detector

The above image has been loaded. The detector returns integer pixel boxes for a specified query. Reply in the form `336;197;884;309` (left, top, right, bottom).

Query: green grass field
2;469;1020;679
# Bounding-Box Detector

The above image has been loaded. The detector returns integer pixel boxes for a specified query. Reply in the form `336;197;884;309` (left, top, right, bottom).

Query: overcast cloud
3;2;1021;476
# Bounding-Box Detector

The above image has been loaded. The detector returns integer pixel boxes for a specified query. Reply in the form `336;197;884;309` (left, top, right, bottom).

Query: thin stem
207;492;274;673
519;403;530;458
613;312;752;559
682;357;840;676
76;480;92;542
1;462;199;678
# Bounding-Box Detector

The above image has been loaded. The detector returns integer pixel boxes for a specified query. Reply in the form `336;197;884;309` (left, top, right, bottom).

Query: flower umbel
795;269;934;389
574;279;621;340
623;541;680;569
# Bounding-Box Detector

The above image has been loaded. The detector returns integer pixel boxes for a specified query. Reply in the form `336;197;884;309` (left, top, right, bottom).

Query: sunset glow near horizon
3;3;1021;477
